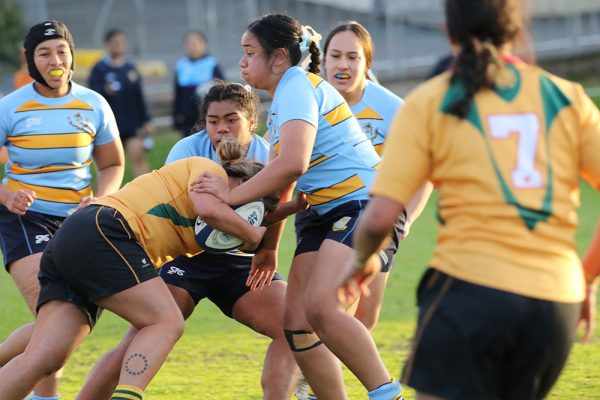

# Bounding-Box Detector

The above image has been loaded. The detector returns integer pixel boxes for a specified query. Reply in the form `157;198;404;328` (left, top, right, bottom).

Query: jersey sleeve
0;100;9;146
166;136;198;164
370;94;431;205
577;84;600;189
276;78;319;128
93;95;120;146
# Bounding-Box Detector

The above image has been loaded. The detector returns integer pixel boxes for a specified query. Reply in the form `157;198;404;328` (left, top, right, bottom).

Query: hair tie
298;25;322;70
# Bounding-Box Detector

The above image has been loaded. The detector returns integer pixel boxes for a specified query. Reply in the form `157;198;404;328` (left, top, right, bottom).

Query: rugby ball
194;201;264;253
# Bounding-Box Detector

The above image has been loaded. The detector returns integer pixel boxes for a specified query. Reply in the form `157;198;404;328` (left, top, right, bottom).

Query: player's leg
124;136;150;178
6;254;63;398
0;300;90;400
303;239;397;394
76;282;196;400
231;279;298;399
353;270;388;331
95;278;184;395
285;251;347;400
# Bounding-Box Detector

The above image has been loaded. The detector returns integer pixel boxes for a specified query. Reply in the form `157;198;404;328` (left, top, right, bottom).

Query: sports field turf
1;120;600;398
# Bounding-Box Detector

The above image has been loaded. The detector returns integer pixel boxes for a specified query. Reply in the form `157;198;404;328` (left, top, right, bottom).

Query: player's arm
337;195;405;304
190;120;315;205
579;219;600;342
190;190;265;250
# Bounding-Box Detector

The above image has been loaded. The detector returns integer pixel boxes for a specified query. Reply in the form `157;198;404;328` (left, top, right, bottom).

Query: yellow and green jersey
95;157;228;267
373;57;600;303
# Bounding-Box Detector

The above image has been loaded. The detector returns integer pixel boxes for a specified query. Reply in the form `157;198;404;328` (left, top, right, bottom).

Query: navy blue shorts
402;268;580;400
38;205;158;327
295;200;368;256
294;202;407;271
0;206;65;272
160;251;284;318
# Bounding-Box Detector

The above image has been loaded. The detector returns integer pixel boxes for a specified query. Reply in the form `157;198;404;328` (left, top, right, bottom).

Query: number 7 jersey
373;57;600;303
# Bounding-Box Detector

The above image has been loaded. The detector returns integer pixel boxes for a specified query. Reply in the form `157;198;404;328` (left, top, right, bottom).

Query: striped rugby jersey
351;80;404;155
0;82;119;217
267;66;380;214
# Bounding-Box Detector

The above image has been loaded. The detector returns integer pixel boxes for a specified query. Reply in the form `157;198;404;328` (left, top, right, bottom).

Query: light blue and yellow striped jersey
351;80;404;155
165;129;269;165
0;82;119;217
267;66;380;214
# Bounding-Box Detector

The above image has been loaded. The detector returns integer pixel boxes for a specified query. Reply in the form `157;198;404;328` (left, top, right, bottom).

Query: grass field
1;123;600;399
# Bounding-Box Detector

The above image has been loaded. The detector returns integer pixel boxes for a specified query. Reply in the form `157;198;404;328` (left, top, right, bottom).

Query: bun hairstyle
323;21;374;75
196;81;260;131
247;14;322;74
445;0;522;118
217;138;278;212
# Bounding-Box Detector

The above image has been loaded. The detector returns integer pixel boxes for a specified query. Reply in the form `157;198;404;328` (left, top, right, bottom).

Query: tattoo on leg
125;352;149;376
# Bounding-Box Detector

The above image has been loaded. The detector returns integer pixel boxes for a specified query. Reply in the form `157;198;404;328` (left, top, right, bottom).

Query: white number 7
488;113;543;189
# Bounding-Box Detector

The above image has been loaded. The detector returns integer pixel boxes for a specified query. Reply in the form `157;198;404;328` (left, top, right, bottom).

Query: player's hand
578;282;597;343
5;189;36;215
294;192;309;213
189;172;232;204
337;254;381;307
74;196;96;212
247;247;277;291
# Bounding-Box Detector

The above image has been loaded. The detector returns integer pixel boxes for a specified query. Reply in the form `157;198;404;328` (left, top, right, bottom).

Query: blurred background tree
0;0;23;75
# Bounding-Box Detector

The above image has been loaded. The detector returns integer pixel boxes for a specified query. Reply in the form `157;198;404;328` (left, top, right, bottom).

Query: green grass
1;125;600;399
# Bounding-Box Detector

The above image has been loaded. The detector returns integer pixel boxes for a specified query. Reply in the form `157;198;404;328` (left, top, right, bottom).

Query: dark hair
184;30;206;43
23;20;75;88
104;29;125;43
247;14;321;74
217;138;279;212
323;21;373;73
445;0;522;118
195;81;260;131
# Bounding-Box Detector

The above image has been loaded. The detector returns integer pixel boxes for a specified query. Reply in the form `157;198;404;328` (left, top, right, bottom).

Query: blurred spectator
173;30;224;136
89;29;154;177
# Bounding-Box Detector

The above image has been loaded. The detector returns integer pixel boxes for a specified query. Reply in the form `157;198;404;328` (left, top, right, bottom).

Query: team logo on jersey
166;266;185;276
332;216;351;232
141;258;151;268
35;234;50;244
25;117;42;128
67;112;94;134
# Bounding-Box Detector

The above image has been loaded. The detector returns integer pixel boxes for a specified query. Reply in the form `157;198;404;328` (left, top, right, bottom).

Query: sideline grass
1;129;599;398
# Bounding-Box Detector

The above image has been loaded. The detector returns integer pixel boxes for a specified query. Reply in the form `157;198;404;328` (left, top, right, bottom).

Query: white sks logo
35;234;50;244
167;266;185;276
26;118;42;128
44;28;57;36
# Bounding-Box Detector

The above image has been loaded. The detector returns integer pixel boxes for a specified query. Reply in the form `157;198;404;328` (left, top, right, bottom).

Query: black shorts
294;202;407;272
38;205;158;327
160;251;284;318
0;206;65;271
401;268;580;400
294;200;367;256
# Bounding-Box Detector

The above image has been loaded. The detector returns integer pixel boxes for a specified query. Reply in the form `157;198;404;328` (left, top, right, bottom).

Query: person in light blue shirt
0;20;124;400
192;14;403;400
173;30;224;137
75;82;300;400
319;21;432;340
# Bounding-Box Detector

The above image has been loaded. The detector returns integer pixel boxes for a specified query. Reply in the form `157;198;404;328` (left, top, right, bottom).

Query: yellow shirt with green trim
372;60;600;303
95;157;228;267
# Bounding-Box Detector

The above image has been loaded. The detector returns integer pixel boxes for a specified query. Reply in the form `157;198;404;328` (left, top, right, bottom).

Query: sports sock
30;394;60;400
111;384;144;400
367;379;403;400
